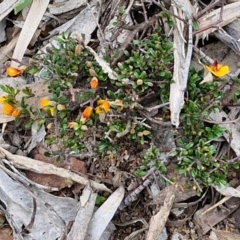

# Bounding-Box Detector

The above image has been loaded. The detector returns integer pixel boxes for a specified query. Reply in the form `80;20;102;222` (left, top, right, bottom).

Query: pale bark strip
11;0;50;67
67;186;97;240
86;186;125;240
196;2;240;39
146;191;175;240
169;0;193;127
0;147;111;192
0;0;18;22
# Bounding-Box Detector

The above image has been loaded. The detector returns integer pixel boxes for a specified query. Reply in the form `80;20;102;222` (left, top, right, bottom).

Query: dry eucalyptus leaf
209;108;240;156
27;121;46;153
85;46;118;80
200;71;213;84
67;186;97;240
0;0;18;22
0;33;19;65
0;167;78;240
11;0;50;67
48;0;87;15
211;230;240;240
0;19;6;43
196;1;240;39
169;0;193;127
146;190;175;240
43;1;103;53
0;147;111;192
213;185;240;198
86;186;125;240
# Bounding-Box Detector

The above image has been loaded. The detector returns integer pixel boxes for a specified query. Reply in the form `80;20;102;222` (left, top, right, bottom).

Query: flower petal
11;109;20;117
206;64;229;77
40;99;51;108
6;67;21;77
97;99;107;105
0;96;6;104
96;99;110;114
82;106;93;119
49;107;55;116
95;106;104;114
81;106;93;123
40;99;55;116
216;65;229;77
68;122;78;128
3;103;14;115
90;77;98;89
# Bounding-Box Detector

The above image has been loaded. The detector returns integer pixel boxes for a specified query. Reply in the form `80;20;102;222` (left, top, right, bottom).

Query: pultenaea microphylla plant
1;28;235;190
174;67;237;189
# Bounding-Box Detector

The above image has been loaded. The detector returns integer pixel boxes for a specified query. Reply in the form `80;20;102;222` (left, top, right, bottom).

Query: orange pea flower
95;99;110;114
40;99;55;116
3;103;14;115
81;106;93;123
205;60;229;77
68;122;78;128
11;109;21;117
6;67;22;77
0;96;20;117
2;103;20;117
90;77;98;89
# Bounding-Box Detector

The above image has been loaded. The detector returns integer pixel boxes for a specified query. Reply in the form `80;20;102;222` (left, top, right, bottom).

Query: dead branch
0;147;111;193
111;14;160;66
119;167;160;210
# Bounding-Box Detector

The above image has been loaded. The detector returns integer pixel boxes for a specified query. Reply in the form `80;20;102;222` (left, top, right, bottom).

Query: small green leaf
95;195;106;205
192;21;199;31
14;0;33;15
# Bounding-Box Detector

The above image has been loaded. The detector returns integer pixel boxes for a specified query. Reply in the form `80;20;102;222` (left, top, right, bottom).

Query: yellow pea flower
40;99;51;108
95;99;110;114
0;96;6;103
40;99;55;116
205;60;229;77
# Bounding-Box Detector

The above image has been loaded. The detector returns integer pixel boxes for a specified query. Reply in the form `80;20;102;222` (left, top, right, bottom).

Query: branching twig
193;0;225;36
142;102;169;112
111;14;160;66
116;119;131;138
141;0;148;23
119;167;161;210
200;116;240;124
194;0;222;19
139;109;172;126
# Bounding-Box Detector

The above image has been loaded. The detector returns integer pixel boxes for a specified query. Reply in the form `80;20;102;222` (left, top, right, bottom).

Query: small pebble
9;146;18;154
188;221;194;228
